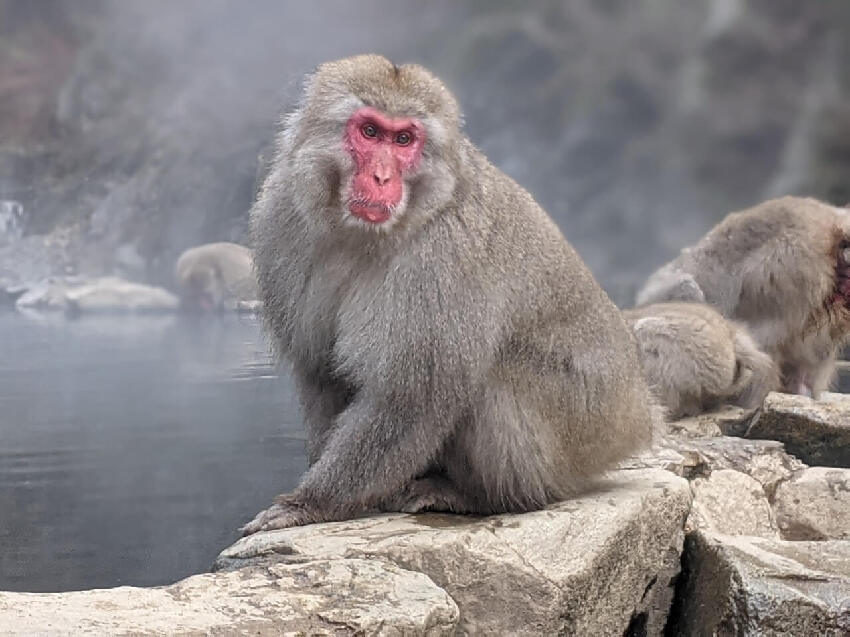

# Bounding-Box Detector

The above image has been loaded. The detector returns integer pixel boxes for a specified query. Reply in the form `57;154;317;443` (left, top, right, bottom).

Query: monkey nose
373;167;393;186
372;152;396;186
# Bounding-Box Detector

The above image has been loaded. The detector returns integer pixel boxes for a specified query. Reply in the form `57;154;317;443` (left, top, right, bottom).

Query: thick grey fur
624;302;779;419
636;196;850;398
244;55;654;534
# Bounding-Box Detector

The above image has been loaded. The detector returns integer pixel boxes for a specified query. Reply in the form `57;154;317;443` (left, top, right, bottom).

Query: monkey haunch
244;55;654;535
174;242;256;312
624;302;779;419
637;196;850;398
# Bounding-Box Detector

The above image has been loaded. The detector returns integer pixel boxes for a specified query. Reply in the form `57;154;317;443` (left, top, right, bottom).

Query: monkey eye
361;123;378;139
395;131;412;146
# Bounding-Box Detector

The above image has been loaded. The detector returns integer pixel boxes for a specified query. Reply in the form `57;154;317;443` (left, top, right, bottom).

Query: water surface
0;312;303;592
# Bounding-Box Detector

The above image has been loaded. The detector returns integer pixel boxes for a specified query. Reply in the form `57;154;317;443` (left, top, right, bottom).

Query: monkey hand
240;494;318;536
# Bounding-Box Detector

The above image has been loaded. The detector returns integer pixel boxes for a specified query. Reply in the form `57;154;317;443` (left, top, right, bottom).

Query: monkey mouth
348;200;393;224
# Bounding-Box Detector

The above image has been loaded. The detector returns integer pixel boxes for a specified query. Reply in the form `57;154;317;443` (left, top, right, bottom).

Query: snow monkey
637;196;850;398
243;55;654;534
174;242;257;312
624;303;780;419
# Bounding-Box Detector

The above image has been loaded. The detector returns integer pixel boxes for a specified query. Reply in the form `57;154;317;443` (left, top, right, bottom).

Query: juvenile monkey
623;303;780;419
174;242;257;312
243;55;654;534
637;196;850;398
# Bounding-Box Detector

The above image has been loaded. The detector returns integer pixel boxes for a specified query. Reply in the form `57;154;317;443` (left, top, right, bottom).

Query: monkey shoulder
452;197;633;365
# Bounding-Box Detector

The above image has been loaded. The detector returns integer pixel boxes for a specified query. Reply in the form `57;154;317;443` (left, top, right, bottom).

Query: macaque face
342;106;426;226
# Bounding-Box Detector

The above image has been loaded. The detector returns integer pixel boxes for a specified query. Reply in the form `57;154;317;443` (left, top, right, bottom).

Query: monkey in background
623;303;780;419
636;196;850;399
174;242;257;312
243;54;655;535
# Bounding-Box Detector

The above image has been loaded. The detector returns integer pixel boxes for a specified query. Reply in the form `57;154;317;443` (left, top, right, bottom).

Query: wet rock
64;276;178;314
14;276;83;311
217;469;690;636
14;275;179;314
774;467;850;540
748;392;850;467
688;469;777;538
667;532;850;636
236;299;263;314
0;559;458;636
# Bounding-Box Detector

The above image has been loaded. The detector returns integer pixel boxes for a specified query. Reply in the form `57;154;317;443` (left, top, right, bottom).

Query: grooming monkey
637;196;850;398
624;303;780;419
174;242;257;312
243;55;654;534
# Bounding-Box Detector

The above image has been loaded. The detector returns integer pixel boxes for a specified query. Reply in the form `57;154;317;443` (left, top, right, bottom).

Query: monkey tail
729;325;780;409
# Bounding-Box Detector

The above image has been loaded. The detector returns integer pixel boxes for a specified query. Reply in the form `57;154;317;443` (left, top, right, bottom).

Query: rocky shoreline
1;392;849;635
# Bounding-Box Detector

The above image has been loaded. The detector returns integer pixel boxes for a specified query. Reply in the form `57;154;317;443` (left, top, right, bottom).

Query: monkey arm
292;379;467;519
241;377;473;536
242;340;489;536
293;364;356;465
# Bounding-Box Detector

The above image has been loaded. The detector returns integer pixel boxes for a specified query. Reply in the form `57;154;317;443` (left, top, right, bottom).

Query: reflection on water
0;312;303;592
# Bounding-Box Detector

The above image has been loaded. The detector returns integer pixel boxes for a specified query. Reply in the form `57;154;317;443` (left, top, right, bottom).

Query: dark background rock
666;532;850;636
2;1;850;302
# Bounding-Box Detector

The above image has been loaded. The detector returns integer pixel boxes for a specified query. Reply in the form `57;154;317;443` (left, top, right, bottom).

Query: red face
343;106;426;224
834;242;850;308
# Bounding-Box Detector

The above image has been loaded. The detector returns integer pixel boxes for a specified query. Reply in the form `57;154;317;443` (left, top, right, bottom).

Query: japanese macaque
243;54;655;535
174;242;257;312
636;196;850;398
624;303;780;419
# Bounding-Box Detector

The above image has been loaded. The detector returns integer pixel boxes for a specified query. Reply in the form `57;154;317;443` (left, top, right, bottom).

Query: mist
1;0;847;302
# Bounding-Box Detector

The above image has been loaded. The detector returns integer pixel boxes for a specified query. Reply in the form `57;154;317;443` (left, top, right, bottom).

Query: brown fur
174;242;256;312
637;196;850;398
624;302;780;419
243;55;654;534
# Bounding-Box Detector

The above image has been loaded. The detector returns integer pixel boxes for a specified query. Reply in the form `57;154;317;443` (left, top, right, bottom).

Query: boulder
688;469;777;538
667;532;850;635
236;299;263;314
0;559;459;636
748;393;850;467
14;277;82;311
674;436;805;497
64;277;178;314
14;276;179;314
217;469;691;636
774;467;850;540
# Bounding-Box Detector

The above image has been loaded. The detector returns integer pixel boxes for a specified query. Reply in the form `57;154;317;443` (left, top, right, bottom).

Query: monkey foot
388;476;472;514
240;495;317;536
